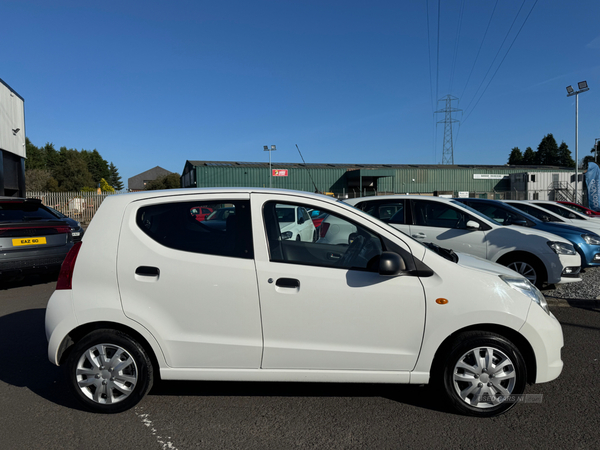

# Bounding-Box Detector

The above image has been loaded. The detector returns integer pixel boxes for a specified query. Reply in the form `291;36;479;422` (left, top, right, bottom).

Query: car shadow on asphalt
149;379;456;415
0;273;59;290
0;308;85;412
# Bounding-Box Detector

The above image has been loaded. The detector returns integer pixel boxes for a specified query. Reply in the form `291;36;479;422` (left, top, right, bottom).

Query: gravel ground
543;266;600;300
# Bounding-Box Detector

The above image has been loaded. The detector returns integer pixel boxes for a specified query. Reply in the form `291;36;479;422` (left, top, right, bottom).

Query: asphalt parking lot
0;276;598;450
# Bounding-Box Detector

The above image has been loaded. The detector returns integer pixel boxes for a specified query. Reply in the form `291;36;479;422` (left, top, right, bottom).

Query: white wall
0;79;26;157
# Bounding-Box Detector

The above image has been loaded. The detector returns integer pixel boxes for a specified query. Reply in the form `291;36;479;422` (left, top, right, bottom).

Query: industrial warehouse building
181;160;579;201
0;78;26;197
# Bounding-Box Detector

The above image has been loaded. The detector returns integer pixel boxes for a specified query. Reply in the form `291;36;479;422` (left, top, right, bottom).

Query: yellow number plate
12;237;47;246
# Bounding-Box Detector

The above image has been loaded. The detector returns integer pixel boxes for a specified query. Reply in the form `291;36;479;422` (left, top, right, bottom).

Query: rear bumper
0;244;72;277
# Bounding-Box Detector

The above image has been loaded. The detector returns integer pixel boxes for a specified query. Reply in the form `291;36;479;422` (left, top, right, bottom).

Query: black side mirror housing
379;251;406;276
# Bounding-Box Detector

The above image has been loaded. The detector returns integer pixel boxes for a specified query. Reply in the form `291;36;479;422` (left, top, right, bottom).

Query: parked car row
47;188;568;418
345;196;584;288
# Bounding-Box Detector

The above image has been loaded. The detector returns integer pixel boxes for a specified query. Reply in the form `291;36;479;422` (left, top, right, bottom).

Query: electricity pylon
435;95;461;165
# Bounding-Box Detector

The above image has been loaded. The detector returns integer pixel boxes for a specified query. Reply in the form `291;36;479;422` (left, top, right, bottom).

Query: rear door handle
276;278;300;288
135;266;160;276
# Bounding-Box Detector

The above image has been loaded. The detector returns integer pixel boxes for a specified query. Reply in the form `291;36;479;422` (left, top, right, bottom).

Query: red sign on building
272;169;288;177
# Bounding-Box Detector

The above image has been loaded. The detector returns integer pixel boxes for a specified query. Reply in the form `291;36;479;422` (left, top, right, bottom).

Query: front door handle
276;278;300;288
135;266;160;277
412;233;427;239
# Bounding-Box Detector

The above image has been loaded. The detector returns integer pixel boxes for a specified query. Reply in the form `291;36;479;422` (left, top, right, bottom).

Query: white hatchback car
345;195;581;288
275;204;316;242
46;188;563;417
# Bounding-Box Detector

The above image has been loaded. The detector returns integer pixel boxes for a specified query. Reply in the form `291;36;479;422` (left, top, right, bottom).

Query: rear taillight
56;242;82;290
319;222;330;238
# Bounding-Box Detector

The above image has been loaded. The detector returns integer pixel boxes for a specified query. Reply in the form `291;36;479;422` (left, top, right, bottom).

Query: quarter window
136;200;253;258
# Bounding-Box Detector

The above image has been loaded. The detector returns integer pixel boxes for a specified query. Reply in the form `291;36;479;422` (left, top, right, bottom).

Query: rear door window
136;200;253;259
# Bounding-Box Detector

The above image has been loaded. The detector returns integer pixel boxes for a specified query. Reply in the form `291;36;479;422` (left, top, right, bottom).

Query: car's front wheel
66;329;153;413
437;331;527;417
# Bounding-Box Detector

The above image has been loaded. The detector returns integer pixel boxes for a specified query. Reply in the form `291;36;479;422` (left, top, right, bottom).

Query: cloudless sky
3;0;600;188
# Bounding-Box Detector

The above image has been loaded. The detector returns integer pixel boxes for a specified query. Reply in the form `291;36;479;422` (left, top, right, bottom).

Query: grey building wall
128;166;173;191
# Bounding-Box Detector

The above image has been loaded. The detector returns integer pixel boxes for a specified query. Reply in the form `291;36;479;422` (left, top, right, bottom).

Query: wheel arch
430;323;537;385
57;321;163;381
496;251;547;283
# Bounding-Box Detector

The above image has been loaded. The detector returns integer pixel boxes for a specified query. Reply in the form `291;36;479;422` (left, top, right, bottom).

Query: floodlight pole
263;145;276;188
567;82;589;203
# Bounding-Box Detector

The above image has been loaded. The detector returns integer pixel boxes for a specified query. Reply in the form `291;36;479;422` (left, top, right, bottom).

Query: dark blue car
455;198;600;268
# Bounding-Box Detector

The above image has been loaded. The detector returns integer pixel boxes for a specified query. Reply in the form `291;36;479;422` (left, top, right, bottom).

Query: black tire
66;329;153;413
436;331;527;417
502;256;545;288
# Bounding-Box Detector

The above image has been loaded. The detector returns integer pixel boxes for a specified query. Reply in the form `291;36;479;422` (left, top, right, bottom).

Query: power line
463;0;539;124
436;0;441;105
459;0;499;100
448;0;466;95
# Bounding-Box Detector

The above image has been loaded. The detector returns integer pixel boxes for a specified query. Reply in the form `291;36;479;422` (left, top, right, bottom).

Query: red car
557;201;600;218
190;206;213;222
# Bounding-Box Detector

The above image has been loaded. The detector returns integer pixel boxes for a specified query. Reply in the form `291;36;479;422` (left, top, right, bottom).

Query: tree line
25;138;124;192
507;134;576;168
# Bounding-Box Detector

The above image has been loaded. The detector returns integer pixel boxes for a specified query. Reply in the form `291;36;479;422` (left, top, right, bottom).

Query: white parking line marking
135;408;178;450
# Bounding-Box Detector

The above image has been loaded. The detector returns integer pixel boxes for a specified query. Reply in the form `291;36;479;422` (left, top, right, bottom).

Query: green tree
53;148;96;191
25;169;53;191
535;134;560;165
100;178;116;193
522;147;536;164
582;155;595;170
43;143;60;172
508;147;523;165
108;162;124;190
81;149;110;184
46;177;59;192
25;138;46;170
146;173;180;190
557;142;575;168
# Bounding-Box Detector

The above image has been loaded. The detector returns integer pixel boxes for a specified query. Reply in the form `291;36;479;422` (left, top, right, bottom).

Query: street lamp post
566;81;590;202
263;145;276;188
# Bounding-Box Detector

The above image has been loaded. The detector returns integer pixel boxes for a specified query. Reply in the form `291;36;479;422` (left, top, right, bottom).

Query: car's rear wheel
66;329;153;413
437;331;527;417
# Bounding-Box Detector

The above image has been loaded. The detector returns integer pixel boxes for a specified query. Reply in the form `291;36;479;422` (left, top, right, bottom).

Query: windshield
449;200;494;223
458;201;536;227
0;202;58;222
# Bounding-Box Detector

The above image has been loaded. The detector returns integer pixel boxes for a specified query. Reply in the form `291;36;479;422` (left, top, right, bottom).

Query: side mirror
466;220;480;230
348;232;359;244
298;216;305;225
379;251;407;276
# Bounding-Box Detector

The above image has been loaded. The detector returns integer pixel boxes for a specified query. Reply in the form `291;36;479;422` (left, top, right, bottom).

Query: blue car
455;198;600;268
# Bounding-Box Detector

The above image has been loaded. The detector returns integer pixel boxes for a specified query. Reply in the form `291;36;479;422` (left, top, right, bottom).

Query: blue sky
3;0;600;188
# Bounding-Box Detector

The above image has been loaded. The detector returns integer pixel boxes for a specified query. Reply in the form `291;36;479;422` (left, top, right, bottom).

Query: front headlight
500;275;550;315
281;231;293;240
547;241;577;255
582;234;600;245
